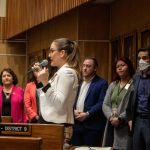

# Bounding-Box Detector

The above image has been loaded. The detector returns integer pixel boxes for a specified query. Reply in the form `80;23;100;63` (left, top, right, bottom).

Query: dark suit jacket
74;75;108;131
126;72;150;134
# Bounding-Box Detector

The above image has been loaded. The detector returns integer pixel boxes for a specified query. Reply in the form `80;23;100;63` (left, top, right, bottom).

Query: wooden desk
0;136;42;150
1;116;12;123
0;123;64;150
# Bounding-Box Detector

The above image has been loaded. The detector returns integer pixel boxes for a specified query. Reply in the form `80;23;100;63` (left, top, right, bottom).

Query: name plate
0;124;31;136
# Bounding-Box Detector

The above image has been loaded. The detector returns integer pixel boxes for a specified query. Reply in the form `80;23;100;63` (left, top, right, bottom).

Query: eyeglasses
49;49;58;53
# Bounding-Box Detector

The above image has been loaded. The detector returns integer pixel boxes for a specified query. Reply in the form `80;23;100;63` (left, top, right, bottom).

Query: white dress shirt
76;80;91;111
76;76;95;112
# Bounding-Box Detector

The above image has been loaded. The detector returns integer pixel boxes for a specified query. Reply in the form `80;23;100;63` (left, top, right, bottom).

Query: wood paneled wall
78;4;110;80
78;41;109;78
27;9;78;54
6;0;92;39
27;3;110;81
110;0;150;76
110;0;150;39
0;17;6;40
3;0;150;86
0;42;26;87
27;8;79;75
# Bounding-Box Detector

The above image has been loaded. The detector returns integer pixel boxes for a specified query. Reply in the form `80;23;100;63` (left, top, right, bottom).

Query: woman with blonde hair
33;38;80;124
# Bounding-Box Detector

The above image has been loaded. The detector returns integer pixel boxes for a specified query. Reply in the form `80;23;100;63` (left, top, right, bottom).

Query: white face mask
139;59;150;71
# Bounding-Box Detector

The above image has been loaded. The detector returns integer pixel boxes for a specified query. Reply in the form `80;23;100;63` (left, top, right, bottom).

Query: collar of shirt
50;63;69;82
83;75;95;83
57;63;69;74
140;69;150;78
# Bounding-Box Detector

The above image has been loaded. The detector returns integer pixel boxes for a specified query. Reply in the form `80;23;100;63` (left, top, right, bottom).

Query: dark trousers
71;127;103;147
126;135;133;150
133;117;150;150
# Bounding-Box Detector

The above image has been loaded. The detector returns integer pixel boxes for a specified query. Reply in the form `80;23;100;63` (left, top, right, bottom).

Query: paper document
74;147;111;150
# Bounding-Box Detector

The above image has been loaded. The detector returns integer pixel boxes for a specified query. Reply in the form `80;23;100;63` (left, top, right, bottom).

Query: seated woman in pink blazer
0;68;26;123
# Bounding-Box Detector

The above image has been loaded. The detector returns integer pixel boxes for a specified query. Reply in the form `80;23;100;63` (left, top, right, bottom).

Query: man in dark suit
71;57;108;146
126;47;150;150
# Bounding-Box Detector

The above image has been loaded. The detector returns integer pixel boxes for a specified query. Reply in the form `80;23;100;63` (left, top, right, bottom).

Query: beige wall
0;0;6;17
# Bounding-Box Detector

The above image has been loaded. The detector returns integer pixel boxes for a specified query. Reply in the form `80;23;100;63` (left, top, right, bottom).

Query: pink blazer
0;85;27;123
24;82;38;121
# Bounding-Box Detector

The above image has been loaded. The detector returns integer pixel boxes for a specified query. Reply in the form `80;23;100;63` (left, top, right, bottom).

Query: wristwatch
86;111;90;117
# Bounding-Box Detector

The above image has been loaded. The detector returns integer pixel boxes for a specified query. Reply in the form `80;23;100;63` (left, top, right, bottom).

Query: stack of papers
74;147;112;150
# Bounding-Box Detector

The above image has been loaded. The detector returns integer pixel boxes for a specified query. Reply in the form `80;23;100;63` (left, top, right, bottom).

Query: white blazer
38;64;79;124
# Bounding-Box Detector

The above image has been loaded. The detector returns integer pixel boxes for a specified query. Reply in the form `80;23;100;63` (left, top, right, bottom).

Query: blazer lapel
85;84;92;99
133;75;141;106
84;76;97;102
117;80;133;113
50;73;57;84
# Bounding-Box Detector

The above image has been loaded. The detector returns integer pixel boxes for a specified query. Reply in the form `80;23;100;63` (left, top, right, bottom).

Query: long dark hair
27;71;37;83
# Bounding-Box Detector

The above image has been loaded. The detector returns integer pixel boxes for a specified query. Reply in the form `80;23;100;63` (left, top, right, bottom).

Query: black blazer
126;72;150;134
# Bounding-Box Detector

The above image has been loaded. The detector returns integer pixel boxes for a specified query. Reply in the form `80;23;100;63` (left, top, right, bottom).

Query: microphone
28;59;49;73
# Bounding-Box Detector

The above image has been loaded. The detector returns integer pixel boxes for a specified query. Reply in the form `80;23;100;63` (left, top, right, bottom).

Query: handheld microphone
28;59;49;73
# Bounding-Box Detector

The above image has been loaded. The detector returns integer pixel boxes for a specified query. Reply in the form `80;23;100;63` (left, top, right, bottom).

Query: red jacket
24;82;38;121
0;85;26;123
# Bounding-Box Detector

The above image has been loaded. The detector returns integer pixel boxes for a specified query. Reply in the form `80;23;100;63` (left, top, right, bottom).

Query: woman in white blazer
34;38;80;125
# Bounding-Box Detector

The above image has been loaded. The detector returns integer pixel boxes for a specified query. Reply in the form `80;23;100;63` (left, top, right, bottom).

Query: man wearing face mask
126;47;150;150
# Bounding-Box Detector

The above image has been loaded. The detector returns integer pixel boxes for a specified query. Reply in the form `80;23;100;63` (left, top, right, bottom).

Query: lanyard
115;79;131;107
